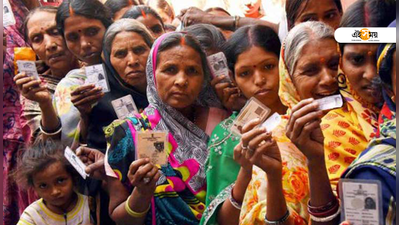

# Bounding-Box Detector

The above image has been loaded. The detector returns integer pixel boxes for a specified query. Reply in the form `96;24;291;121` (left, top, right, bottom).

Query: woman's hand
76;146;106;180
70;84;104;116
14;72;51;105
286;98;325;161
211;75;246;111
127;159;160;197
178;7;208;27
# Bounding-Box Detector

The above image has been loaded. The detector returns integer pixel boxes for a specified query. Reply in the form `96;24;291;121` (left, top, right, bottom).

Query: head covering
86;31;150;151
377;20;396;94
144;31;222;192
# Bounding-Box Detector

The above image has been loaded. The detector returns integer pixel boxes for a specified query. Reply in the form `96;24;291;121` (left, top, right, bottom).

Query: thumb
85;159;104;174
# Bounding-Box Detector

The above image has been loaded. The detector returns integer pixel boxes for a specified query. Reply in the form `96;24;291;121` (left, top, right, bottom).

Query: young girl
16;141;92;225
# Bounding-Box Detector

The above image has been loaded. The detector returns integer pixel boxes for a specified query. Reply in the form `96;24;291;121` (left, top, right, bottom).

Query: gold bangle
124;195;151;218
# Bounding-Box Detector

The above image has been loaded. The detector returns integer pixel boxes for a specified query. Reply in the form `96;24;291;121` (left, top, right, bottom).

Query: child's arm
17;210;36;225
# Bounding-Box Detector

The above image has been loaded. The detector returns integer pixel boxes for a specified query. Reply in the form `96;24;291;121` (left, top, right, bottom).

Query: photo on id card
136;131;168;166
111;95;138;120
85;64;110;92
3;0;16;27
207;52;230;82
231;97;271;136
339;179;383;225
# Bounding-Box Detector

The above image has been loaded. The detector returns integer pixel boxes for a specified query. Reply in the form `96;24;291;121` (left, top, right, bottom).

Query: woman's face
156;44;204;110
294;0;341;30
27;11;76;71
110;31;150;91
234;46;280;108
63;15;106;65
342;44;382;105
292;38;340;100
136;14;165;39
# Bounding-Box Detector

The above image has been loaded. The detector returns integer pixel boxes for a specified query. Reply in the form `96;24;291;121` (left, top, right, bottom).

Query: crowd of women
3;0;396;224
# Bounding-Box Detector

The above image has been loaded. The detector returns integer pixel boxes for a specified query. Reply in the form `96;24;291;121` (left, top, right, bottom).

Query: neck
44;192;78;215
269;100;288;115
178;105;195;122
135;83;147;94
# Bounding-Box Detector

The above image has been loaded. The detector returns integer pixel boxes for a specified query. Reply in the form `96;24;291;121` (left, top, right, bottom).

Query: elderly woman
14;6;79;144
100;32;224;225
240;21;362;225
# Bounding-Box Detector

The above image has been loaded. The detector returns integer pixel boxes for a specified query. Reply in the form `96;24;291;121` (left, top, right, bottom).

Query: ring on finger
241;143;248;150
247;146;255;154
143;177;150;184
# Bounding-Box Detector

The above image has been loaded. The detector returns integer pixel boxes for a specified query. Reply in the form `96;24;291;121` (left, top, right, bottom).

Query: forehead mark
320;57;326;63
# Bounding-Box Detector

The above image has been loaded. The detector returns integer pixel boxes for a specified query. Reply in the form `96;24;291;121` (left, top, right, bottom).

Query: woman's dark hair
23;6;58;42
339;0;396;52
122;5;164;28
15;140;79;189
156;32;210;79
184;24;226;55
223;25;281;74
56;0;113;36
104;0;140;19
286;0;343;30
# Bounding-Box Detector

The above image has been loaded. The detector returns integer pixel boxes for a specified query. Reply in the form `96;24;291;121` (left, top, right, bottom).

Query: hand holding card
315;94;343;111
111;95;138;119
136;131;168;166
231;97;271;136
64;147;89;179
208;52;230;83
17;60;39;79
85;64;110;93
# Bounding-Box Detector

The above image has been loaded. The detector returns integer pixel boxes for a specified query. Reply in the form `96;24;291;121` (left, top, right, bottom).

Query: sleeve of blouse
105;119;137;189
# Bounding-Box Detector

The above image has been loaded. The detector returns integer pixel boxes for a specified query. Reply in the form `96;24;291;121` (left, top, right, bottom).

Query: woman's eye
187;67;199;75
133;47;145;55
239;71;250;77
350;55;364;65
115;50;127;58
86;27;99;37
151;27;162;34
329;61;339;70
164;66;177;74
325;12;337;19
31;35;43;43
264;64;275;70
39;184;47;189
302;16;316;22
66;33;79;42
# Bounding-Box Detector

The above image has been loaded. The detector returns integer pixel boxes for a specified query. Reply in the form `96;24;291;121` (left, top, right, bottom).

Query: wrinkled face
27;11;76;71
292;39;340;100
110;31;150;91
391;50;396;99
136;14;165;39
32;161;75;212
155;45;204;110
239;0;262;16
342;44;382;105
234;46;280;108
64;15;106;65
294;0;341;30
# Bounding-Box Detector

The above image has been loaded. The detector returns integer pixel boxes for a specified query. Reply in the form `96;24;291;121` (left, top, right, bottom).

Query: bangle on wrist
229;186;242;210
125;195;151;218
308;198;341;222
39;117;62;136
309;203;341;222
234;16;240;30
265;209;290;224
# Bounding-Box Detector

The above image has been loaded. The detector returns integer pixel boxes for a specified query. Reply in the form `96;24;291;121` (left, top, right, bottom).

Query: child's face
32;161;75;212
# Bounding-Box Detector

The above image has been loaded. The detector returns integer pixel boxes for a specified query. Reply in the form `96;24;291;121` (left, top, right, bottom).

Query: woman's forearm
79;114;90;144
217;168;252;225
307;158;339;225
107;178;151;225
202;15;278;33
39;100;61;140
265;172;293;225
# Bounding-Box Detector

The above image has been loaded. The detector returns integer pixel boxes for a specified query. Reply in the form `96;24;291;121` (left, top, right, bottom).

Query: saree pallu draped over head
105;32;222;225
278;42;376;191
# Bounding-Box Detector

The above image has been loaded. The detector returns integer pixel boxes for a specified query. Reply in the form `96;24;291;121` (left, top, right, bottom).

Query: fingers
211;75;230;86
128;158;150;177
241;126;266;151
241;118;262;134
71;86;102;103
85;159;104;175
286;99;320;137
247;139;276;164
72;90;104;107
290;111;323;140
297;119;321;141
247;132;272;153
